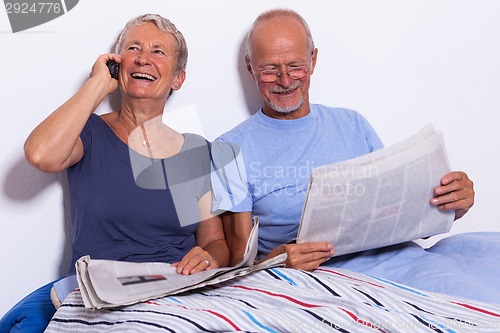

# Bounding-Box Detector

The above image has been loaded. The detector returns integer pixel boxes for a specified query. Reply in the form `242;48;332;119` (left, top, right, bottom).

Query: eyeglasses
255;66;310;83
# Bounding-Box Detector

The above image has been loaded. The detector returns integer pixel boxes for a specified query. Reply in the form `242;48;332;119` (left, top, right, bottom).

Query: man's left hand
431;171;474;220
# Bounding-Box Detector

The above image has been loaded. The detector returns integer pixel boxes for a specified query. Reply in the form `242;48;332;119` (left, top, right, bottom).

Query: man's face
118;22;185;103
247;17;317;118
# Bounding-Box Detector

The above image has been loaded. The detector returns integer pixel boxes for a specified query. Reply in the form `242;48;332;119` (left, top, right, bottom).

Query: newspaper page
296;124;455;257
76;218;287;309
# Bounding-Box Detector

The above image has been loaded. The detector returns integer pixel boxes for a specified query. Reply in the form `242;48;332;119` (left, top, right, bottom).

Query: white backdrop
1;0;499;317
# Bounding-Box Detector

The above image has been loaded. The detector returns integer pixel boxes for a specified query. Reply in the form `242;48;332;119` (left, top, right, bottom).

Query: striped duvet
45;267;500;332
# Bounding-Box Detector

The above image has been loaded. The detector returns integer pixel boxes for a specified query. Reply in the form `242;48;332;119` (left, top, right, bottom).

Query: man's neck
262;104;311;120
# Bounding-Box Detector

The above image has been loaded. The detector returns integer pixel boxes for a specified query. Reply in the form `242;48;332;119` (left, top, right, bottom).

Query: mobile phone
106;60;119;80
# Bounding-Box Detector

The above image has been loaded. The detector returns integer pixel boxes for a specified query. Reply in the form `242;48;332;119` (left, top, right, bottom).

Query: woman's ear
172;70;186;91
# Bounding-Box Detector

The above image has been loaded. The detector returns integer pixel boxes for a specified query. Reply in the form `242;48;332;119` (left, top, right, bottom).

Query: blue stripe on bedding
268;267;298;286
167;297;183;304
369;275;431;297
242;310;278;333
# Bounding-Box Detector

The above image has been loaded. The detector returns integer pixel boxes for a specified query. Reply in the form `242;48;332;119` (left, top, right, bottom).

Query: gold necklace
140;123;153;157
119;113;153;158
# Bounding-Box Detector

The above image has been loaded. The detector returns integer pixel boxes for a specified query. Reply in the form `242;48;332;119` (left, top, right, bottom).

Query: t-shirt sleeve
210;139;252;213
356;112;384;151
79;113;100;155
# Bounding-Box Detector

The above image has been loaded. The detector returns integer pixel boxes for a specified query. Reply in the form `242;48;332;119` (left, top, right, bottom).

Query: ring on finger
203;259;210;266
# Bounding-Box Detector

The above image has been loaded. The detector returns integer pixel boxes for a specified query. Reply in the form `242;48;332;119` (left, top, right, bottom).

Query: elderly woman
1;14;228;333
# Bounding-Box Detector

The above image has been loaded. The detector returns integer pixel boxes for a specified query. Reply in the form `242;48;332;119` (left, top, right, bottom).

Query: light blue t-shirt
213;104;383;258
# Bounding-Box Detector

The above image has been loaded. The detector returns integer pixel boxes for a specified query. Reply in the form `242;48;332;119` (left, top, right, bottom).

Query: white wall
1;0;499;317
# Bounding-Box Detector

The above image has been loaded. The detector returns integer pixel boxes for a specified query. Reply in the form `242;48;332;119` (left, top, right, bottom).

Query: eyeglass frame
253;65;311;83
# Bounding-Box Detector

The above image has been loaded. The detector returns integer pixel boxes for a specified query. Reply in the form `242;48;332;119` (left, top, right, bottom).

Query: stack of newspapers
297;124;455;256
76;219;286;309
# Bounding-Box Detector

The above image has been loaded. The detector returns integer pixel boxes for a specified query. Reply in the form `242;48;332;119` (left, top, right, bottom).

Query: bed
44;232;500;333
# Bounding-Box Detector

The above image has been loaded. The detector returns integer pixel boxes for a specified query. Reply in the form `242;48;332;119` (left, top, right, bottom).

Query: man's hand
431;171;474;220
266;242;335;271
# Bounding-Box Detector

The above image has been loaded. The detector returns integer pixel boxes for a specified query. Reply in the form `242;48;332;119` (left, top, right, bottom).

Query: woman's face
118;22;185;103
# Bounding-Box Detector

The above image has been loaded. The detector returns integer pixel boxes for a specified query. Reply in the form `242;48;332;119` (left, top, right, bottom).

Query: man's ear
172;70;186;91
309;48;318;75
245;56;256;81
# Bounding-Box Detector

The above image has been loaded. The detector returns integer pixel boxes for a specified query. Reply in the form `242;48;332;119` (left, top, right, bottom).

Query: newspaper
296;124;455;257
76;218;286;309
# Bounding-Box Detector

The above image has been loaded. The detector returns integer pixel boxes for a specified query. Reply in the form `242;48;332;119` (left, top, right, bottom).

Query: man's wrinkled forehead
248;18;311;65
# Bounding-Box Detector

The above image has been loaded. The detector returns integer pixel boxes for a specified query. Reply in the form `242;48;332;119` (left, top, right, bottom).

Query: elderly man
213;8;474;273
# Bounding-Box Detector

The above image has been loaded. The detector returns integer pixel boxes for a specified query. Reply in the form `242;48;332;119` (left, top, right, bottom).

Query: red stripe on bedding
145;298;242;330
451;302;500;317
339;307;388;332
230;285;322;308
204;310;241;330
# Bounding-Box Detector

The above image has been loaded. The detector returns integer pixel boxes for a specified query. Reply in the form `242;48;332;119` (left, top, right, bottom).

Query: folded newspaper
76;219;286;309
296;124;455;256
